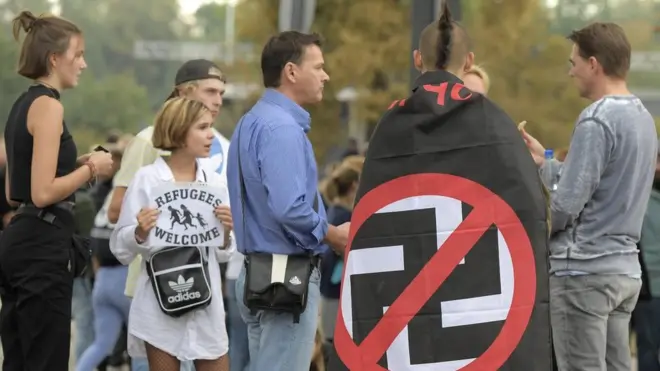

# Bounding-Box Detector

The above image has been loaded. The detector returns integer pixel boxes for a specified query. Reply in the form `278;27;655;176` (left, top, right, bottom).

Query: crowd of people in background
3;2;660;371
55;135;363;371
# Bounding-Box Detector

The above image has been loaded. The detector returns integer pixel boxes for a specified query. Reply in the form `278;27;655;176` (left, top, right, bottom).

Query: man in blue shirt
227;31;350;371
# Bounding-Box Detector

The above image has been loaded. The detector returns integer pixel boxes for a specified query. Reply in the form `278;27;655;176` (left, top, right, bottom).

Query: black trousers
0;209;75;371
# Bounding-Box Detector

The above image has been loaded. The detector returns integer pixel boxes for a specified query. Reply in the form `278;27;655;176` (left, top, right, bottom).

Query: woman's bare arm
28;96;92;208
108;187;127;224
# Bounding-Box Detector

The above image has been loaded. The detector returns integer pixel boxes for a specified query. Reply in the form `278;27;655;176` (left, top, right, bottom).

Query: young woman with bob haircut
0;9;113;371
111;97;234;371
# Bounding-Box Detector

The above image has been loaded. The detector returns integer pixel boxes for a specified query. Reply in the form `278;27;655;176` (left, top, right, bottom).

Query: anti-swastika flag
329;70;553;371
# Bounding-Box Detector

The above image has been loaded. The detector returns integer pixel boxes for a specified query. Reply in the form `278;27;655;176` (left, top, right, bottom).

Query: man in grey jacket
522;23;658;371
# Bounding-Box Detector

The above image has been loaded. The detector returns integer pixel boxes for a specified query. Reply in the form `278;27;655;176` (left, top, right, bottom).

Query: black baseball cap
166;59;226;100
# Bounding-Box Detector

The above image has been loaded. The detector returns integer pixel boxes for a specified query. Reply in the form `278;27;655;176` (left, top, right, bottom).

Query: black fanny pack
243;253;317;323
146;246;212;317
16;202;91;278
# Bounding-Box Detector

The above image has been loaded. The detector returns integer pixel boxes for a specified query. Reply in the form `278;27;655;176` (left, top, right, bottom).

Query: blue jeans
132;358;150;371
236;265;320;371
72;276;95;361
226;279;250;371
634;298;660;371
76;266;150;371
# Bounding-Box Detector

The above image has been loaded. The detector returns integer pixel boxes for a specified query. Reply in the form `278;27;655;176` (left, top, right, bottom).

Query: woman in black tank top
0;10;113;371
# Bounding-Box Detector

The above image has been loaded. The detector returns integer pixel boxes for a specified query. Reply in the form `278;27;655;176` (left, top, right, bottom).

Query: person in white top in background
110;97;235;371
108;60;237;297
106;59;240;371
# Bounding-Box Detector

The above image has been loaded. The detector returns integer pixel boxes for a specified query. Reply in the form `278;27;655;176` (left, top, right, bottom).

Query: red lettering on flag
451;84;472;101
423;82;473;106
389;82;472;111
388;99;407;110
423;83;448;106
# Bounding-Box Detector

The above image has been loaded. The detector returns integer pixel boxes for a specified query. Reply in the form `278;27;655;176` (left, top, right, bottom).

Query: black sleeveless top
4;84;78;204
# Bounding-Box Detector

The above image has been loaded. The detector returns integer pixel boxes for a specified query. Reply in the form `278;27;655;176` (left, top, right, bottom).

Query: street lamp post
409;0;461;90
278;0;461;89
278;0;316;33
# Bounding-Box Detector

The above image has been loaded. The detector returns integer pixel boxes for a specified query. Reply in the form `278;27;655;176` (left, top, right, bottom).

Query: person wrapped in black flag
329;3;554;371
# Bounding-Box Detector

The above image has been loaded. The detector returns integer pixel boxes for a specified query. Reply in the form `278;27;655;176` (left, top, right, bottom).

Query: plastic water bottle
544;149;554;161
544;149;557;191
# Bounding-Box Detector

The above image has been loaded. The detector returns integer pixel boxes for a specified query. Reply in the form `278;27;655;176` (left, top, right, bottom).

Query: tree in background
0;0;188;150
236;0;591;155
236;0;410;163
195;2;228;41
58;0;185;108
466;0;585;149
2;0;654;154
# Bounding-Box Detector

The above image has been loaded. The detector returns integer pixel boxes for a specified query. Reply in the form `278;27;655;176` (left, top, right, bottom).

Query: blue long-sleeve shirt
227;89;329;256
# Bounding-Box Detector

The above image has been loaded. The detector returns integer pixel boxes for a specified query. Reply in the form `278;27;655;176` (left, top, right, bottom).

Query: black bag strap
236;123;248;242
236;124;320;246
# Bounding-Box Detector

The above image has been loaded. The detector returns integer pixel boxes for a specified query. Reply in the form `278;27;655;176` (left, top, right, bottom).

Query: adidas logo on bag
167;275;202;303
289;276;301;285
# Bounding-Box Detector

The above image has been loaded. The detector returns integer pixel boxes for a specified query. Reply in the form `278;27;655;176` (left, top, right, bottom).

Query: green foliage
466;0;585;149
0;0;195;143
235;0;602;154
0;28;25;122
61;73;151;134
236;0;410;162
0;0;647;159
195;3;228;40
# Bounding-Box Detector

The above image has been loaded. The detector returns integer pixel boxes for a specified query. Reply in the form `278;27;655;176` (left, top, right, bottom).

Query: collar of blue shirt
261;88;311;132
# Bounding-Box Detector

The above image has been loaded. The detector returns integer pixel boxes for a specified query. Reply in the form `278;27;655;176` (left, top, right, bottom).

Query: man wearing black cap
105;59;234;371
164;59;226;101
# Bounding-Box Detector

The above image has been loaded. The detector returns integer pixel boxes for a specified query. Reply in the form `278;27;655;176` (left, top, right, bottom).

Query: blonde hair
175;81;199;97
323;165;360;203
319;156;365;204
170;73;227;99
466;65;491;93
152;97;210;151
341;155;365;172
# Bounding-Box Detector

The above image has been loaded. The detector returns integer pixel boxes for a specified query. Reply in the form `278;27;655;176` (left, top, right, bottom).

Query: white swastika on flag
341;195;515;370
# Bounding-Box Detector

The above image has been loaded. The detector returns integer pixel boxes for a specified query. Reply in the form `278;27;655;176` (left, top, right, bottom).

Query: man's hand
519;126;546;166
325;222;351;254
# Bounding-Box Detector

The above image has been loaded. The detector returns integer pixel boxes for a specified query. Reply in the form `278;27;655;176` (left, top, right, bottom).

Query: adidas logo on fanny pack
167;275;202;303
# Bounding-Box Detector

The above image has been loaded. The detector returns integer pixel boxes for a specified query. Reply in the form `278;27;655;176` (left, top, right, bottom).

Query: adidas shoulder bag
146;246;212;317
243;253;316;323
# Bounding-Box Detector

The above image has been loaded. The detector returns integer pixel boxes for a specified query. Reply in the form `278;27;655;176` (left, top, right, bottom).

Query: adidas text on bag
146;246;212;317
